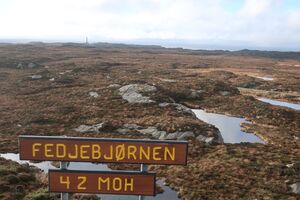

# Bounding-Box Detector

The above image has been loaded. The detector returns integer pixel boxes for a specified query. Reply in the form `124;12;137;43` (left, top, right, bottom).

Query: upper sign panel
19;136;188;165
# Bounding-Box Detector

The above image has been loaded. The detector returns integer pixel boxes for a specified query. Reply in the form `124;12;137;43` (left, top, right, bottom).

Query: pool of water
192;109;264;144
257;98;300;111
0;153;179;200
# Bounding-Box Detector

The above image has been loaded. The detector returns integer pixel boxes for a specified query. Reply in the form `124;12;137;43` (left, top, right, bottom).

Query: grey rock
119;84;157;103
17;63;23;69
196;135;214;144
158;132;167;140
28;63;37;68
289;182;300;194
74;123;104;133
159;102;195;116
124;124;142;130
177;131;195;140
138;127;166;139
89;92;99;98
165;131;195;140
30;75;42;80
108;84;121;88
119;84;157;94
116;128;130;134
219;91;230;96
173;103;195;116
165;132;179;140
189;91;200;99
158;103;170;107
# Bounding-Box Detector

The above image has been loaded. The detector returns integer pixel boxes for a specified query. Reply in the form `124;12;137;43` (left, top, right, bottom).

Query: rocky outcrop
74;123;104;133
116;123;216;143
89;92;99;98
119;84;157;103
108;84;121;88
289;182;300;194
159;102;195;116
29;75;42;80
196;135;214;144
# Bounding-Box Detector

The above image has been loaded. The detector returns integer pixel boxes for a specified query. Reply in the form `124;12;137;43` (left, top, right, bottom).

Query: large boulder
119;84;157;103
74;123;104;133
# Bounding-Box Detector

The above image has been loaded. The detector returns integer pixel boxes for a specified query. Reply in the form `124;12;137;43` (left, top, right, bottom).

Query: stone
159;102;195;116
123;124;142;129
27;63;37;68
219;91;230;96
30;75;42;80
17;63;23;69
119;84;157;103
289;182;300;194
165;132;179;140
108;84;121;88
196;135;214;144
177;131;195;140
74;123;104;133
119;84;157;94
89;92;99;98
137;126;166;139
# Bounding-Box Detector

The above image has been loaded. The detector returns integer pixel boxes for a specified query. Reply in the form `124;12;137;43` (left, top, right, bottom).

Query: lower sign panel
49;170;156;196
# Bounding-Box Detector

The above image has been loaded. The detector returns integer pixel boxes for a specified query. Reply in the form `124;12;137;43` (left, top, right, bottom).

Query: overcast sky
0;0;300;50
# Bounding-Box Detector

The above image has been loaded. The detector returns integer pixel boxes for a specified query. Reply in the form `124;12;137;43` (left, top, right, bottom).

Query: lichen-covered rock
138;127;166;139
74;123;104;133
159;102;195;116
28;62;37;68
119;84;157;103
89;92;99;98
165;131;195;140
289;182;300;194
196;135;214;144
30;75;42;80
108;84;121;88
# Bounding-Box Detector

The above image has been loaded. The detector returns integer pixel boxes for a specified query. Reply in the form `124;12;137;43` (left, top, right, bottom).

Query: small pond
0;153;179;200
257;98;300;111
192;109;264;144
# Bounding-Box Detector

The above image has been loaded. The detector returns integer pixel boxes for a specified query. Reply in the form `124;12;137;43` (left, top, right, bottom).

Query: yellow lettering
77;176;87;190
104;145;113;160
98;177;110;191
68;144;78;159
115;145;125;161
80;145;90;159
153;146;162;161
32;143;41;157
113;177;122;191
45;144;54;158
164;147;175;161
56;144;66;158
127;145;137;160
92;144;101;159
124;178;134;191
60;176;70;189
139;146;150;160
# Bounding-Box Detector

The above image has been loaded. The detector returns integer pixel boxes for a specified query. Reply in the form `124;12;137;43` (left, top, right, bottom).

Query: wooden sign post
19;135;188;199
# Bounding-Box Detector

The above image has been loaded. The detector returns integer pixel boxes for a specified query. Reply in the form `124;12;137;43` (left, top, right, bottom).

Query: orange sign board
49;170;156;196
19;136;188;165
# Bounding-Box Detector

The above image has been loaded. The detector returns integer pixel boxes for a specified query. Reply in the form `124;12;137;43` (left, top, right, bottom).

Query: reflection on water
0;153;179;200
192;109;264;144
257;98;300;111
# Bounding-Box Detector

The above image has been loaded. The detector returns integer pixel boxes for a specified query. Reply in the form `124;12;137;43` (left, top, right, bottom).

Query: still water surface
192;109;264;144
257;98;300;111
